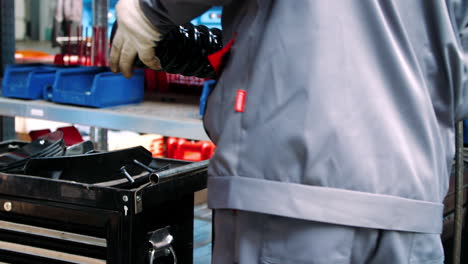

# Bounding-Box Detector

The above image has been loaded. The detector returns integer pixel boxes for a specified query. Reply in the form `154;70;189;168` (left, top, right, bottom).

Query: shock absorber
112;22;223;79
152;23;223;79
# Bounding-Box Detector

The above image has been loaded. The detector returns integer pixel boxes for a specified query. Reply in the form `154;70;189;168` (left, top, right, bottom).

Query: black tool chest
0;158;208;263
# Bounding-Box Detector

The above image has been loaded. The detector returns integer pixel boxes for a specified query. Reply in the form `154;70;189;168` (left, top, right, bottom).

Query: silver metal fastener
3;202;12;212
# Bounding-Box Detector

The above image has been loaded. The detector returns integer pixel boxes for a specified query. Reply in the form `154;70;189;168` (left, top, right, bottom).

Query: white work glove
110;0;162;78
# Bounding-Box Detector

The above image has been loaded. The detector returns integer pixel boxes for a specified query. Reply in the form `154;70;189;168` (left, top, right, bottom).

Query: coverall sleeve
451;0;468;120
139;0;231;33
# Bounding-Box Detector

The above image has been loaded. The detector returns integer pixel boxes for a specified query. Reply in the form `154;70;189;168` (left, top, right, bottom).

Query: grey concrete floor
194;204;212;264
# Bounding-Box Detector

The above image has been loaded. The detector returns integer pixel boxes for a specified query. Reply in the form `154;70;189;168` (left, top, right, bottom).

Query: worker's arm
110;0;231;78
139;0;230;33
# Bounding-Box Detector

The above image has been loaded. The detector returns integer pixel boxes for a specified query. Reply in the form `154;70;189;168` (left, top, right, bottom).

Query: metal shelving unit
0;1;209;144
0;97;208;140
0;0;16;141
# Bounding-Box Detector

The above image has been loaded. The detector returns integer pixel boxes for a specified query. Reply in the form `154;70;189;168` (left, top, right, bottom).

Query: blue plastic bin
191;7;222;29
2;64;59;99
51;67;144;108
44;67;105;102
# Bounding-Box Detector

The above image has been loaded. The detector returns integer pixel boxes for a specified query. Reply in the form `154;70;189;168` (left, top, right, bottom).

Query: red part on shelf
84;27;90;66
67;24;72;66
54;54;64;65
144;69;169;92
166;137;178;158
144;70;207;93
166;74;205;86
76;26;80;65
57;126;84;146
29;129;52;141
149;137;165;157
92;26;98;66
166;137;215;161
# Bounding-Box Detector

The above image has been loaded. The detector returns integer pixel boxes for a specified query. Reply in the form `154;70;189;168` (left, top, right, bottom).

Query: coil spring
134;24;223;79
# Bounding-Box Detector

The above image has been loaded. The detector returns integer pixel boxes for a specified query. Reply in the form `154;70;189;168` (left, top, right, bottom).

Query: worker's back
206;0;467;233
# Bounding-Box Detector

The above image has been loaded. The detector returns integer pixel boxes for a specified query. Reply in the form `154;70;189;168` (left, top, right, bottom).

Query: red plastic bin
166;137;215;161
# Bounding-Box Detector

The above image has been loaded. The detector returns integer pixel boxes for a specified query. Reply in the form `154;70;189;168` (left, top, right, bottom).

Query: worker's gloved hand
110;0;162;78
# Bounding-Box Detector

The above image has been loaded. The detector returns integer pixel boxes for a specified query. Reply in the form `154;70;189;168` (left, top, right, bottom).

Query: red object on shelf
144;70;206;93
67;23;72;66
15;50;55;64
53;26;100;67
166;137;215;161
144;69;169;92
29;127;83;146
166;74;205;86
149;137;166;157
53;54;65;65
56;126;84;146
29;129;52;141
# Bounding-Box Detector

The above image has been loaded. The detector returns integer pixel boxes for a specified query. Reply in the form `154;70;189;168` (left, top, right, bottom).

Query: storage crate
2;64;59;99
166;137;215;161
51;67;144;108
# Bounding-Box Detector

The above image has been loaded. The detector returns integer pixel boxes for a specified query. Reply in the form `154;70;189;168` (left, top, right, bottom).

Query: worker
110;0;468;263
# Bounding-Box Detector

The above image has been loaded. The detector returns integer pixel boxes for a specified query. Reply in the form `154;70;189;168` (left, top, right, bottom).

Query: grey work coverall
140;0;468;263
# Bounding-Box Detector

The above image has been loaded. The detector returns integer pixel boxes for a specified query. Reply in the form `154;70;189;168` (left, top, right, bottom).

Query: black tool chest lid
0;157;208;212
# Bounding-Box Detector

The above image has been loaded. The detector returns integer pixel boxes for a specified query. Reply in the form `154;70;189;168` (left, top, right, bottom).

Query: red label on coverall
235;90;247;112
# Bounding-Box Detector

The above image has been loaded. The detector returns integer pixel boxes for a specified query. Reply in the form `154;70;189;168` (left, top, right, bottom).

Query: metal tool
150;159;209;184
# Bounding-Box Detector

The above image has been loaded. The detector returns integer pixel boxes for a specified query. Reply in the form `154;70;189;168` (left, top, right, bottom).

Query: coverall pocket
259;215;354;264
409;233;444;264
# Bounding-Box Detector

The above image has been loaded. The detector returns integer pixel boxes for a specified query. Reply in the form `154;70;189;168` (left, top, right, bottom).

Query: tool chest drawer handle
148;226;177;264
